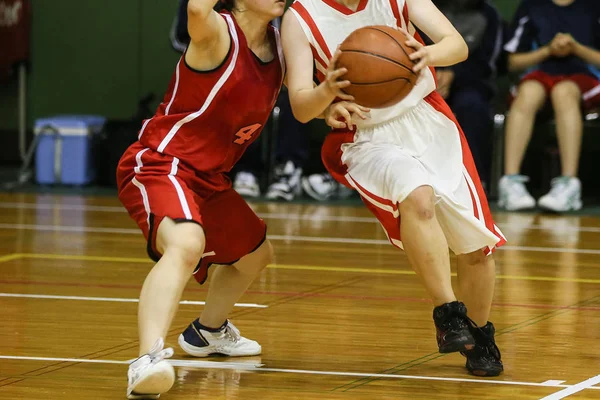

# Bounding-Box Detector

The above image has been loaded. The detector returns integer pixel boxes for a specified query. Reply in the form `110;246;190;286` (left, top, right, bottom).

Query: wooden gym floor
0;192;599;399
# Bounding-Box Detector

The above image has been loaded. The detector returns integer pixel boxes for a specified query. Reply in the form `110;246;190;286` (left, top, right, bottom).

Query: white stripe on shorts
168;157;193;220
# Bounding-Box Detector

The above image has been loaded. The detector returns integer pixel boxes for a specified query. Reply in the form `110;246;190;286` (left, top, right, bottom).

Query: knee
400;186;436;221
236;239;274;276
459;248;492;267
550;82;581;108
511;82;546;114
161;224;206;271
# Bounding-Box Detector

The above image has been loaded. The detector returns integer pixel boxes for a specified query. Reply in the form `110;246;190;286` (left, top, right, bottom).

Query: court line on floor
0;253;20;263
0;353;598;392
0;355;263;369
2;201;600;233
1;222;600;255
0;293;267;308
1;282;599;312
540;374;600;399
3;253;600;284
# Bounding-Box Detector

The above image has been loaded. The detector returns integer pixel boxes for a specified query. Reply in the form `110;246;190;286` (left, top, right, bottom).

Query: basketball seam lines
340;49;415;75
365;27;417;76
350;77;412;85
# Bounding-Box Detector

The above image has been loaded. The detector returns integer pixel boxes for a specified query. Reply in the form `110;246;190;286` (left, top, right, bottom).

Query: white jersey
289;0;437;127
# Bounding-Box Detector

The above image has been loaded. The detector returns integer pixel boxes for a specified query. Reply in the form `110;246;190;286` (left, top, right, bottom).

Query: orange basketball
336;26;418;109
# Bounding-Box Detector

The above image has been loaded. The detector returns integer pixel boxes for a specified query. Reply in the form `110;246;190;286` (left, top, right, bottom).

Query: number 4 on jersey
234;124;261;145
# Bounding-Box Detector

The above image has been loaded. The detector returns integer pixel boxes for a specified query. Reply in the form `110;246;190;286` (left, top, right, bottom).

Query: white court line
0;354;599;392
539;374;600;399
0;355;262;369
0;223;599;255
2;201;600;233
0;293;267;308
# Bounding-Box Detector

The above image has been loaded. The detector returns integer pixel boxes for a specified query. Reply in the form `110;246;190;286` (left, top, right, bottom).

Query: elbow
293;112;312;124
187;1;208;19
289;99;312;123
458;37;469;63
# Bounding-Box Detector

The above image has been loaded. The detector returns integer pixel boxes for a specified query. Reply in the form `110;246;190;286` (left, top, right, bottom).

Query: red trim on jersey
321;0;368;15
424;91;506;252
310;44;327;73
389;0;401;26
402;2;409;26
291;2;332;60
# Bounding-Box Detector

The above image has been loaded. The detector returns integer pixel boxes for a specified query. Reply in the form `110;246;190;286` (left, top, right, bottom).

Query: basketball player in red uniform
116;0;284;396
282;0;504;376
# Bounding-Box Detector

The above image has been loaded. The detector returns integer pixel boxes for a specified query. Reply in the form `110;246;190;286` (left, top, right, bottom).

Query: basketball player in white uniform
282;0;505;376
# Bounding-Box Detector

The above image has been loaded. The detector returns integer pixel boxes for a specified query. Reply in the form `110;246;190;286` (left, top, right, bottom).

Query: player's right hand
325;49;354;101
324;101;370;131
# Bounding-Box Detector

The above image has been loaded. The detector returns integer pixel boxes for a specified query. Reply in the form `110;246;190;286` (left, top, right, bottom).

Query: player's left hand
399;27;432;74
324;101;370;130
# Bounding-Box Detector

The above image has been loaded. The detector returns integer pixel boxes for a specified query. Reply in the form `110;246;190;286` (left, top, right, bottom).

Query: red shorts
513;70;600;110
117;142;266;284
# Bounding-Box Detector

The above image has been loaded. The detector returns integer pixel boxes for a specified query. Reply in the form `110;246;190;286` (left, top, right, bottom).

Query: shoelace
471;326;502;360
222;321;241;343
507;175;531;197
547;177;571;197
148;338;174;362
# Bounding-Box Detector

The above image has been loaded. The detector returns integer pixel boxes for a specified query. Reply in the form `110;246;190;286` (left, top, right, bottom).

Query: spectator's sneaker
233;172;260;198
498;175;536;211
537;176;582;212
265;161;302;201
302;173;338;201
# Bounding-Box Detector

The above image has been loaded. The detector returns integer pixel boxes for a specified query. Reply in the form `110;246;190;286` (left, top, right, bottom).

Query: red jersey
137;12;284;176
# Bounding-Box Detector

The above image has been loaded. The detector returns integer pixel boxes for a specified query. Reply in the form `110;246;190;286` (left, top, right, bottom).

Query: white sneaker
127;338;175;399
498;175;536;211
538;176;582;212
265;161;302;201
233;172;260;198
178;319;261;357
302;173;338;201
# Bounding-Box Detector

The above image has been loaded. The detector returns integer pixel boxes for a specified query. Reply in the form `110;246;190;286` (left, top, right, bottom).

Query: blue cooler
34;115;106;185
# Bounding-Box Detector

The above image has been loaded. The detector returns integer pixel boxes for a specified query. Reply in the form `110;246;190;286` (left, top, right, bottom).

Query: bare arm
573;42;600;68
187;0;222;44
281;10;351;123
508;46;551;72
406;0;468;71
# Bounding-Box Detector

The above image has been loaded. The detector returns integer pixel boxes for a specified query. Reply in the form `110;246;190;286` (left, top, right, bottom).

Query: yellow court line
19;253;149;263
12;253;600;284
0;253;22;263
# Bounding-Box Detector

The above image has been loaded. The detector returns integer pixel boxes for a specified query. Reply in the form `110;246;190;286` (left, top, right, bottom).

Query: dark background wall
0;0;519;165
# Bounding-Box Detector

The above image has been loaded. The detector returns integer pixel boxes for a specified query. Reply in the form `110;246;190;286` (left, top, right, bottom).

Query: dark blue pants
447;86;494;185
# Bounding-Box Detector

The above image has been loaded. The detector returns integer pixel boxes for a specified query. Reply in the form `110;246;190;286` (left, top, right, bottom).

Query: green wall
0;0;520;163
0;0;180;133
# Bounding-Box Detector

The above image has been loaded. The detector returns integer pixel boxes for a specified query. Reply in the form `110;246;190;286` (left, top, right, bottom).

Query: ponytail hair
214;0;235;12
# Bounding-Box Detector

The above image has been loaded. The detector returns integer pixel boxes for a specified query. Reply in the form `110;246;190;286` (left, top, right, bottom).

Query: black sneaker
462;322;503;377
433;301;476;353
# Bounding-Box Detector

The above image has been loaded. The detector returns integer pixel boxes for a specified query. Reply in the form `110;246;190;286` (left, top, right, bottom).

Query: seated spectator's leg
266;91;307;201
504;80;547;175
550;80;583;178
536;79;584;212
448;87;493;186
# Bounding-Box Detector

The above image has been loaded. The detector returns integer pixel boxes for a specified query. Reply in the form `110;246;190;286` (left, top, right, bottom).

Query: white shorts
338;96;506;255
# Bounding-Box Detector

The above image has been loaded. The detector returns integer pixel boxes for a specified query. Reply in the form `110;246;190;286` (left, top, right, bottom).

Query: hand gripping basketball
399;27;431;74
325;49;355;101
